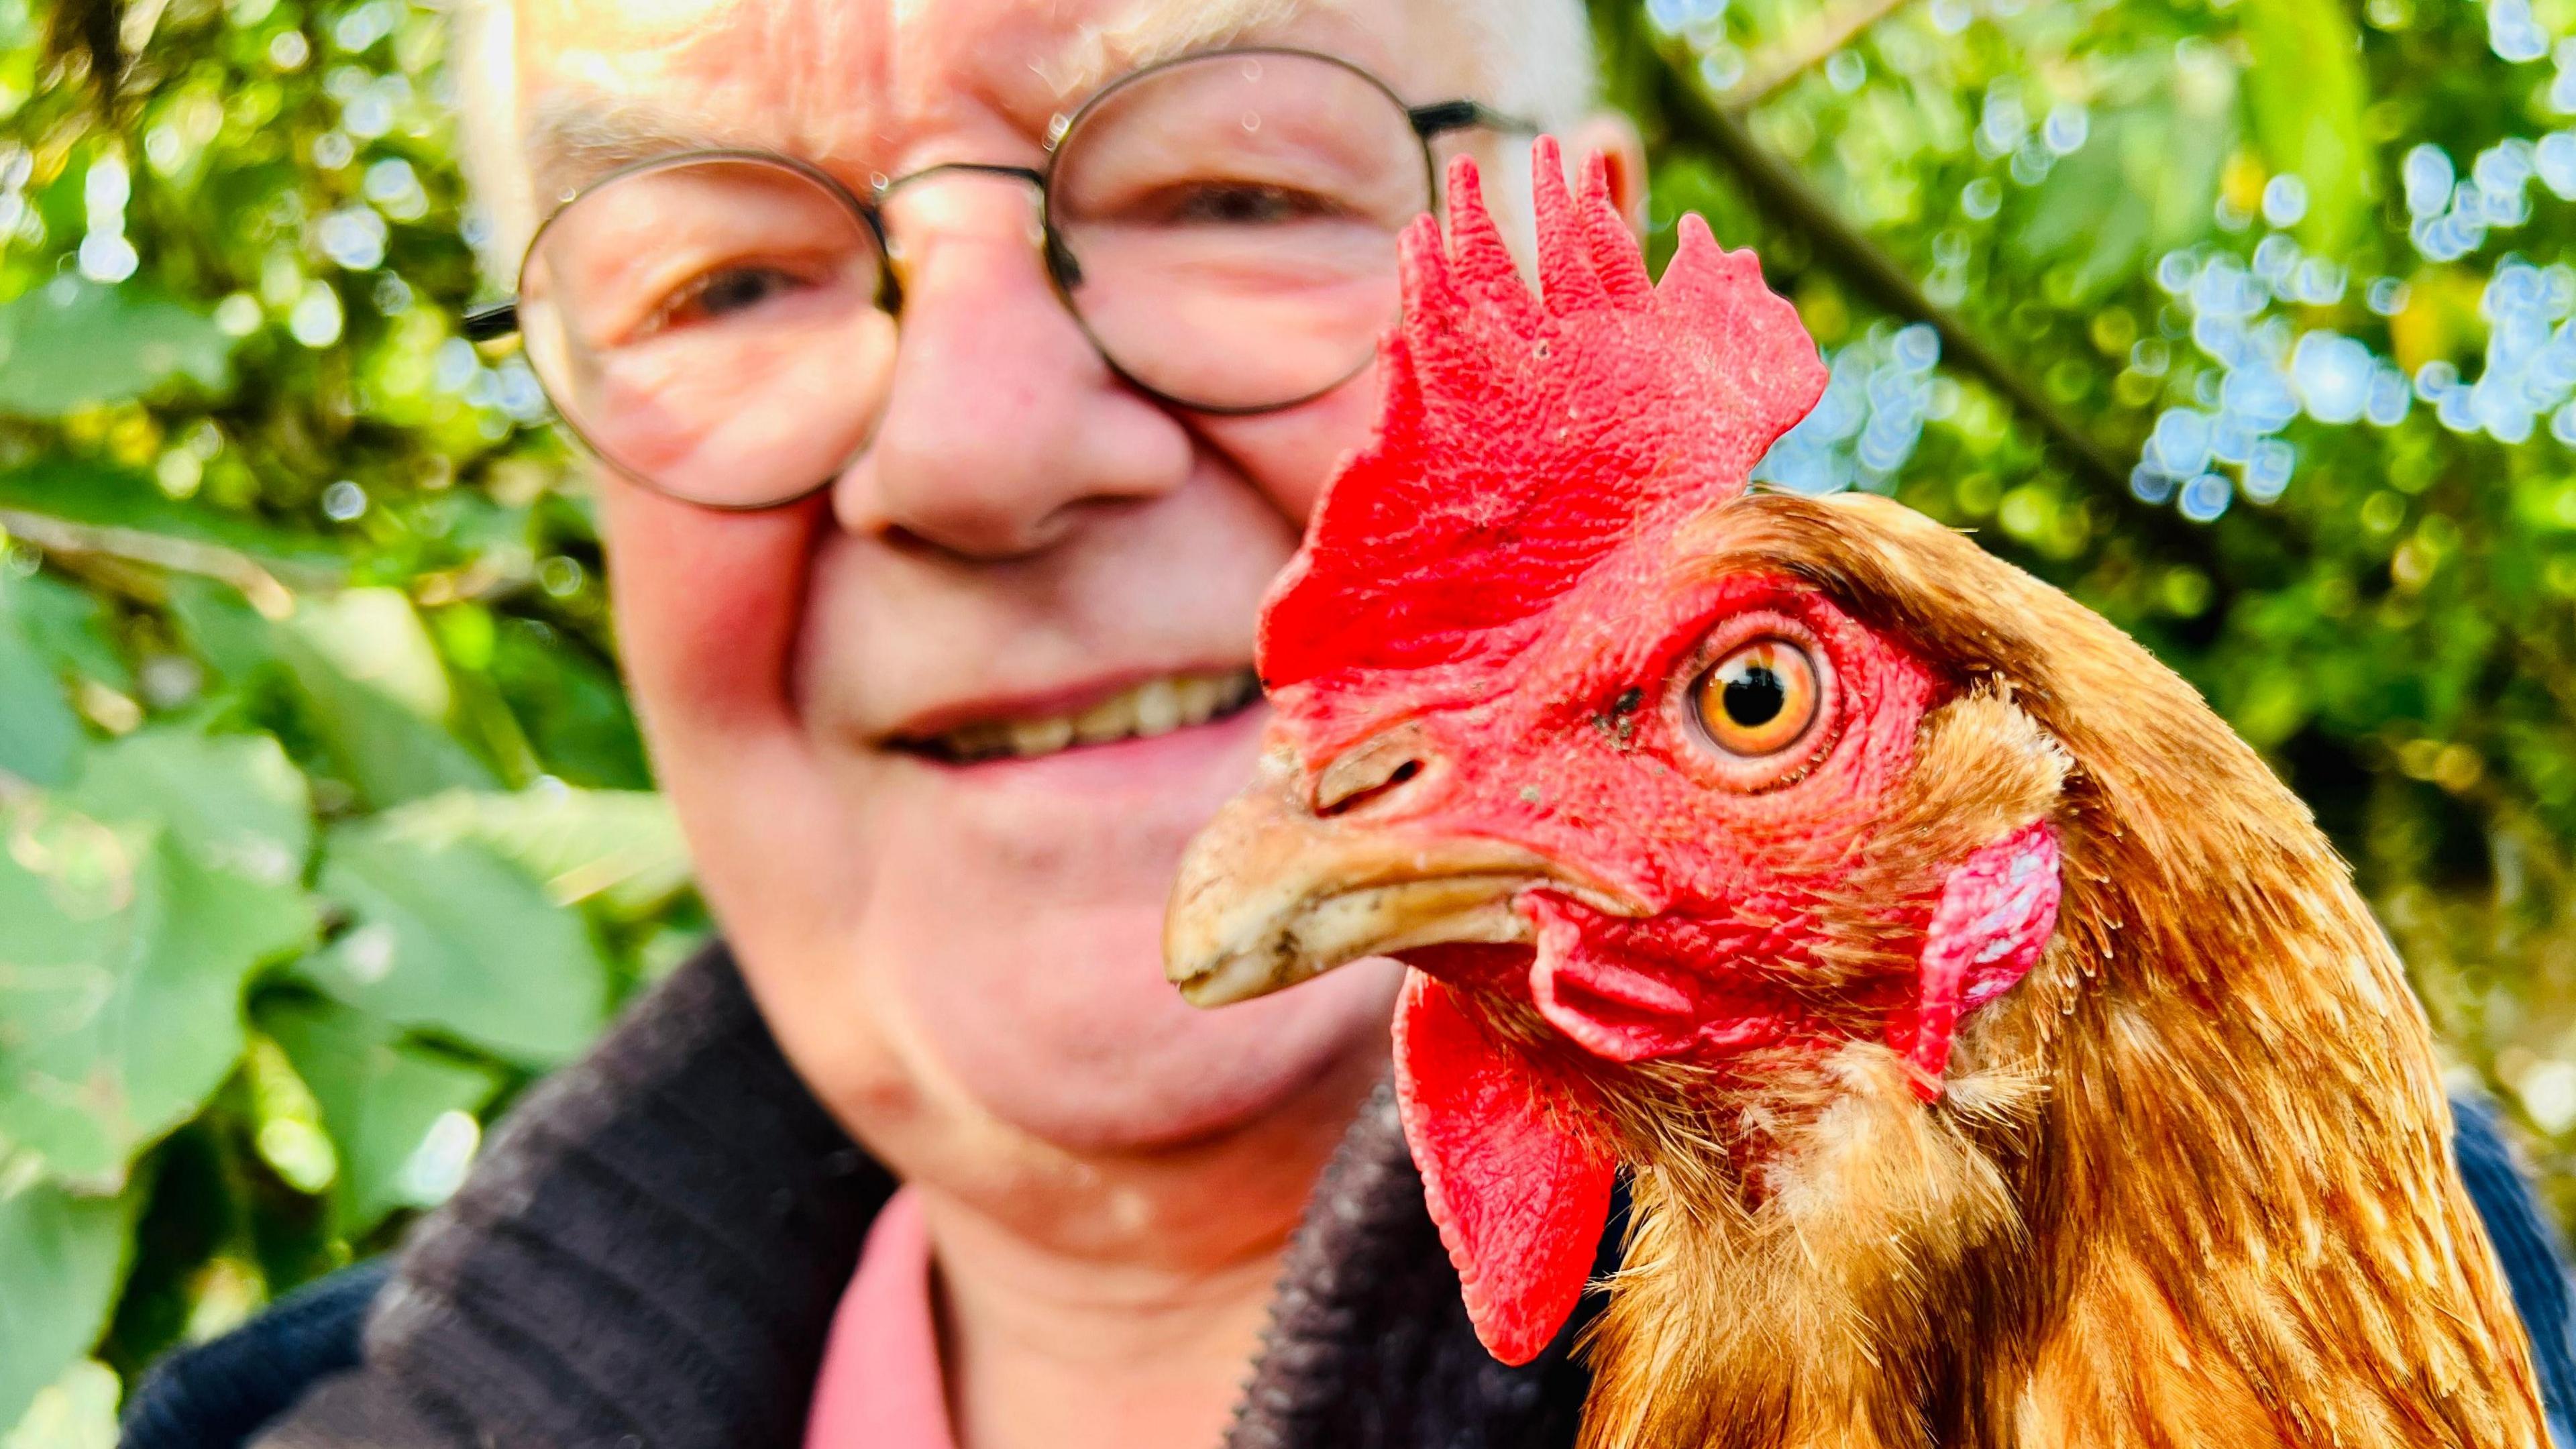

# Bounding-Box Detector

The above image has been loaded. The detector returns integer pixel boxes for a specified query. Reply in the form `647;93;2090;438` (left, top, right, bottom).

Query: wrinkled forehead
513;0;1481;193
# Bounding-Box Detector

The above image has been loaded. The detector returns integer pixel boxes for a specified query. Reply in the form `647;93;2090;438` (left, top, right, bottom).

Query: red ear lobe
1886;820;2061;1098
1394;971;1618;1366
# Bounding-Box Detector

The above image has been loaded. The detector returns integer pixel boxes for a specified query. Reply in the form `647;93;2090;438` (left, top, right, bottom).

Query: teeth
1132;679;1182;737
1173;674;1221;724
918;667;1261;763
1009;716;1075;757
1072;693;1132;745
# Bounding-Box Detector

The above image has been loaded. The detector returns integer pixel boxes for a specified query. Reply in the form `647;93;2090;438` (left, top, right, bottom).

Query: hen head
1165;145;2073;1367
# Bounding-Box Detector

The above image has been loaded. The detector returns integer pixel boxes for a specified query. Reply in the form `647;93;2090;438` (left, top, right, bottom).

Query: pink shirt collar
805;1187;960;1449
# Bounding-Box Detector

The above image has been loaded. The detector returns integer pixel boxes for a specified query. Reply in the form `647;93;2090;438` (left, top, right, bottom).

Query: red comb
1259;139;1827;689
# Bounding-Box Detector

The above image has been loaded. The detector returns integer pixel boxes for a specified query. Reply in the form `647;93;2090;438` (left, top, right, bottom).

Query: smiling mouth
896;667;1264;763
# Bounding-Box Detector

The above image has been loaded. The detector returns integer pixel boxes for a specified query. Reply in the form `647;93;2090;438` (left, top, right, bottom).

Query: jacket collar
254;944;1601;1449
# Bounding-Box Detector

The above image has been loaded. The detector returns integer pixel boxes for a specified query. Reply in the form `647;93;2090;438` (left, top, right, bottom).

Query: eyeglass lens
512;50;1432;508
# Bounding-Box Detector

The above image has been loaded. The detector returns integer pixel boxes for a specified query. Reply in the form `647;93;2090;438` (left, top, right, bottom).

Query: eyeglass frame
461;45;1536;511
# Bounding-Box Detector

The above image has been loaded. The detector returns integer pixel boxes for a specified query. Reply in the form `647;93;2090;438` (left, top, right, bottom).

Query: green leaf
288;590;453;721
0;1177;138;1433
376;788;690;919
3;1359;118;1449
0;278;235;418
62;729;311;889
2240;0;2371;254
257;996;501;1238
2013;60;2233;301
2147;56;2239;252
0;574;128;694
486;621;653;790
300;819;609;1067
0;805;315;1187
162;576;279;686
0;613;83;788
278;590;496;808
164;583;498;808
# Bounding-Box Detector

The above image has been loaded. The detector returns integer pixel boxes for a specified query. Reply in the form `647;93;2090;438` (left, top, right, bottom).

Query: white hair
446;0;1598;278
1462;0;1601;131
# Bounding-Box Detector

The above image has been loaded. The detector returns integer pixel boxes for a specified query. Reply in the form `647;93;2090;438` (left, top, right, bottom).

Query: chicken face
1164;144;2066;1366
1193;561;1950;1059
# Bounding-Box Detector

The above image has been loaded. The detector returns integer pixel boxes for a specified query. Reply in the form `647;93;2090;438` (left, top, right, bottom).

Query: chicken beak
1166;749;1592;1008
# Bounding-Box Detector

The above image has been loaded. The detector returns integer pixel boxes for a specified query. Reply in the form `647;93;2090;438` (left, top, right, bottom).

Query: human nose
833;178;1192;558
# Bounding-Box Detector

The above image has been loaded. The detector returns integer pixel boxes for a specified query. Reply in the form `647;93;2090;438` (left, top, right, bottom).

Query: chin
852;731;1400;1157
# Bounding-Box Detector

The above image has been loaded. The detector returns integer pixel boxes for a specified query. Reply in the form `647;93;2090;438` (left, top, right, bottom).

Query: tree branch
1646;45;2243;574
1656;56;2128;492
1723;0;1919;111
0;508;305;617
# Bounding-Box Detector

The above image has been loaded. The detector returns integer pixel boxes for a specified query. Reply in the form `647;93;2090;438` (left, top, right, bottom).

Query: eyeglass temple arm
462;302;521;341
1407;100;1540;140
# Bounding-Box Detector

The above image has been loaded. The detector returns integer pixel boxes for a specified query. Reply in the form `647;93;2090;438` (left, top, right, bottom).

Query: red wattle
1393;971;1617;1366
1527;900;1701;1063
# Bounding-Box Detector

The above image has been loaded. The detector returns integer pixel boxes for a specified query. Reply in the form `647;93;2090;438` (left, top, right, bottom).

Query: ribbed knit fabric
1222;1081;1612;1449
120;1256;392;1448
2455;1094;2576;1444
252;945;898;1449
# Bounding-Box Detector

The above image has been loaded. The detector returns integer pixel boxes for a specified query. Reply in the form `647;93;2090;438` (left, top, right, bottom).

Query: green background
2;0;2574;1436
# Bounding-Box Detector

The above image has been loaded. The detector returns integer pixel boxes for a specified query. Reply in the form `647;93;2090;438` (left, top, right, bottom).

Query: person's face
509;0;1545;1198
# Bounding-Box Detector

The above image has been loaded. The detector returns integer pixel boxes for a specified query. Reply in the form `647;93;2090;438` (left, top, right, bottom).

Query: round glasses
465;48;1532;510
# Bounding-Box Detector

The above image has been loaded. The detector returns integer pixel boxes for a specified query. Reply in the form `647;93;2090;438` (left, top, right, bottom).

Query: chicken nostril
1317;757;1421;817
1313;749;1428;817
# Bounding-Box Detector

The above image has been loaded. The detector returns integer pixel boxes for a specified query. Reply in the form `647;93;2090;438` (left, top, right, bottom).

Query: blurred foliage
0;0;702;1433
1;0;2575;1434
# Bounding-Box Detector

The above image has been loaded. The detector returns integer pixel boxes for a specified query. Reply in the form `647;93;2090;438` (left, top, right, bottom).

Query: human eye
1145;180;1351;227
637;260;824;335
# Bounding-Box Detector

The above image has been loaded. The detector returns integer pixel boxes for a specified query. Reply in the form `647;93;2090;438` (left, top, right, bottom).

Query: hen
1164;142;2548;1449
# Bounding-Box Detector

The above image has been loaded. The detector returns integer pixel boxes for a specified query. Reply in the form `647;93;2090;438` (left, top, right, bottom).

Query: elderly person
126;3;1650;1447
119;0;2576;1446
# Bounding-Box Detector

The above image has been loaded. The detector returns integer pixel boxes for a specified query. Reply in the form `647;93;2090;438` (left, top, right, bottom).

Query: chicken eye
1690;640;1821;757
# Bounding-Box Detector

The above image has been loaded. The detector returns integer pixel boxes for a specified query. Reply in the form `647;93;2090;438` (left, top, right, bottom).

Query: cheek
1829;645;1944;800
600;478;821;735
1188;366;1385;525
1481;641;1940;903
